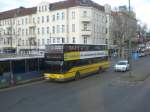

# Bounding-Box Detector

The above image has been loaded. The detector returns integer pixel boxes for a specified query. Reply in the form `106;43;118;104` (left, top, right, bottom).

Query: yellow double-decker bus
44;44;110;81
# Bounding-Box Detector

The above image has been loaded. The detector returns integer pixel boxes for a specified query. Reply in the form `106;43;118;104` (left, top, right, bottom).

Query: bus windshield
45;61;64;73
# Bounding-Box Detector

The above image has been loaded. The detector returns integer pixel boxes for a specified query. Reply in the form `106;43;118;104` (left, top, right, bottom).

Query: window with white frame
47;27;49;34
105;28;108;34
52;15;55;21
22;40;24;46
57;13;59;20
72;37;76;43
62;25;65;33
42;27;44;34
83;11;87;17
26;29;28;35
72;11;75;19
33;17;35;23
3;38;6;45
25;18;28;24
47;16;49;22
42;39;45;45
39;7;41;12
18;20;20;25
18;39;21;46
47;39;49;44
62;38;65;43
42;6;44;12
37;28;40;34
83;36;88;44
22;19;24;25
18;28;21;35
37;17;40;24
53;38;56;43
57;25;60;33
52;26;55;34
22;29;24;36
42;16;44;23
45;6;47;11
57;38;60;43
26;40;28;46
83;23;88;31
62;12;64;20
49;37;51;44
33;28;35;35
72;24;75;32
38;39;40;45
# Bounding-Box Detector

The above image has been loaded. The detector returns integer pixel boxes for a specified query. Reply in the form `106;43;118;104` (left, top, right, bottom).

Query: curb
0;77;44;89
15;77;44;85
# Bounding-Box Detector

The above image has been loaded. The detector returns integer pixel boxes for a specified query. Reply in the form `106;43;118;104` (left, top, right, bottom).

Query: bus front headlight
57;75;64;78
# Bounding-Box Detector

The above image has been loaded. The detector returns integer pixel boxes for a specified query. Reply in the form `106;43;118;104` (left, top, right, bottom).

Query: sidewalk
109;55;150;84
0;71;43;89
120;56;150;83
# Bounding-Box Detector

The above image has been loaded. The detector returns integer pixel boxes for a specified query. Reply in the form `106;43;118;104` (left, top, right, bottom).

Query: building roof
0;0;104;20
0;7;36;20
49;0;104;11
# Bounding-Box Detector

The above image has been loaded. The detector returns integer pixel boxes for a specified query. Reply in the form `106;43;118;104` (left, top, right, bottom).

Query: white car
114;60;130;72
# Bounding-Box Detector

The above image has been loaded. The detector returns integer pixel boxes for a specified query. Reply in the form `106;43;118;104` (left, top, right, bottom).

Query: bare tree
112;11;137;58
112;12;127;58
140;23;147;41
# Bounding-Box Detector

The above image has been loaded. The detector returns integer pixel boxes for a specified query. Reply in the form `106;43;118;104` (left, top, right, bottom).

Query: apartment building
0;0;110;55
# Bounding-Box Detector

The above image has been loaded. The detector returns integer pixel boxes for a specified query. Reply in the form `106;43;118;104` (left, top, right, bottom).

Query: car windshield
117;62;127;65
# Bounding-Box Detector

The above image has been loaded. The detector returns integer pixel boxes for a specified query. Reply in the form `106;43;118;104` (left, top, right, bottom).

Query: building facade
0;0;108;55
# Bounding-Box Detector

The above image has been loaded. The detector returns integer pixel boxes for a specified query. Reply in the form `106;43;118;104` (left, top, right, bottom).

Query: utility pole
128;0;132;76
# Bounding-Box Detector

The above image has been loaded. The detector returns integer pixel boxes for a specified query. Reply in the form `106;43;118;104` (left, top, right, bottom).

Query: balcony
28;22;36;27
81;30;91;36
3;24;12;29
80;16;91;23
29;34;36;38
2;34;11;38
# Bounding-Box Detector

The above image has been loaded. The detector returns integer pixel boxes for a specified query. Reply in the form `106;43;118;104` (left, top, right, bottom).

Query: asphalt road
0;56;150;112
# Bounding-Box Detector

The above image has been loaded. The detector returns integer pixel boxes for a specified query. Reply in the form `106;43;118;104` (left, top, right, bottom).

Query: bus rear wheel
75;71;80;80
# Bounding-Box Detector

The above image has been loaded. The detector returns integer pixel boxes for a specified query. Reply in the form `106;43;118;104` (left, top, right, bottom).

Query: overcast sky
0;0;149;29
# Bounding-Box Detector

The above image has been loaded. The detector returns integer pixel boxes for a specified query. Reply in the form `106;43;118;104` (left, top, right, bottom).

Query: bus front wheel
75;71;80;80
98;67;104;74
